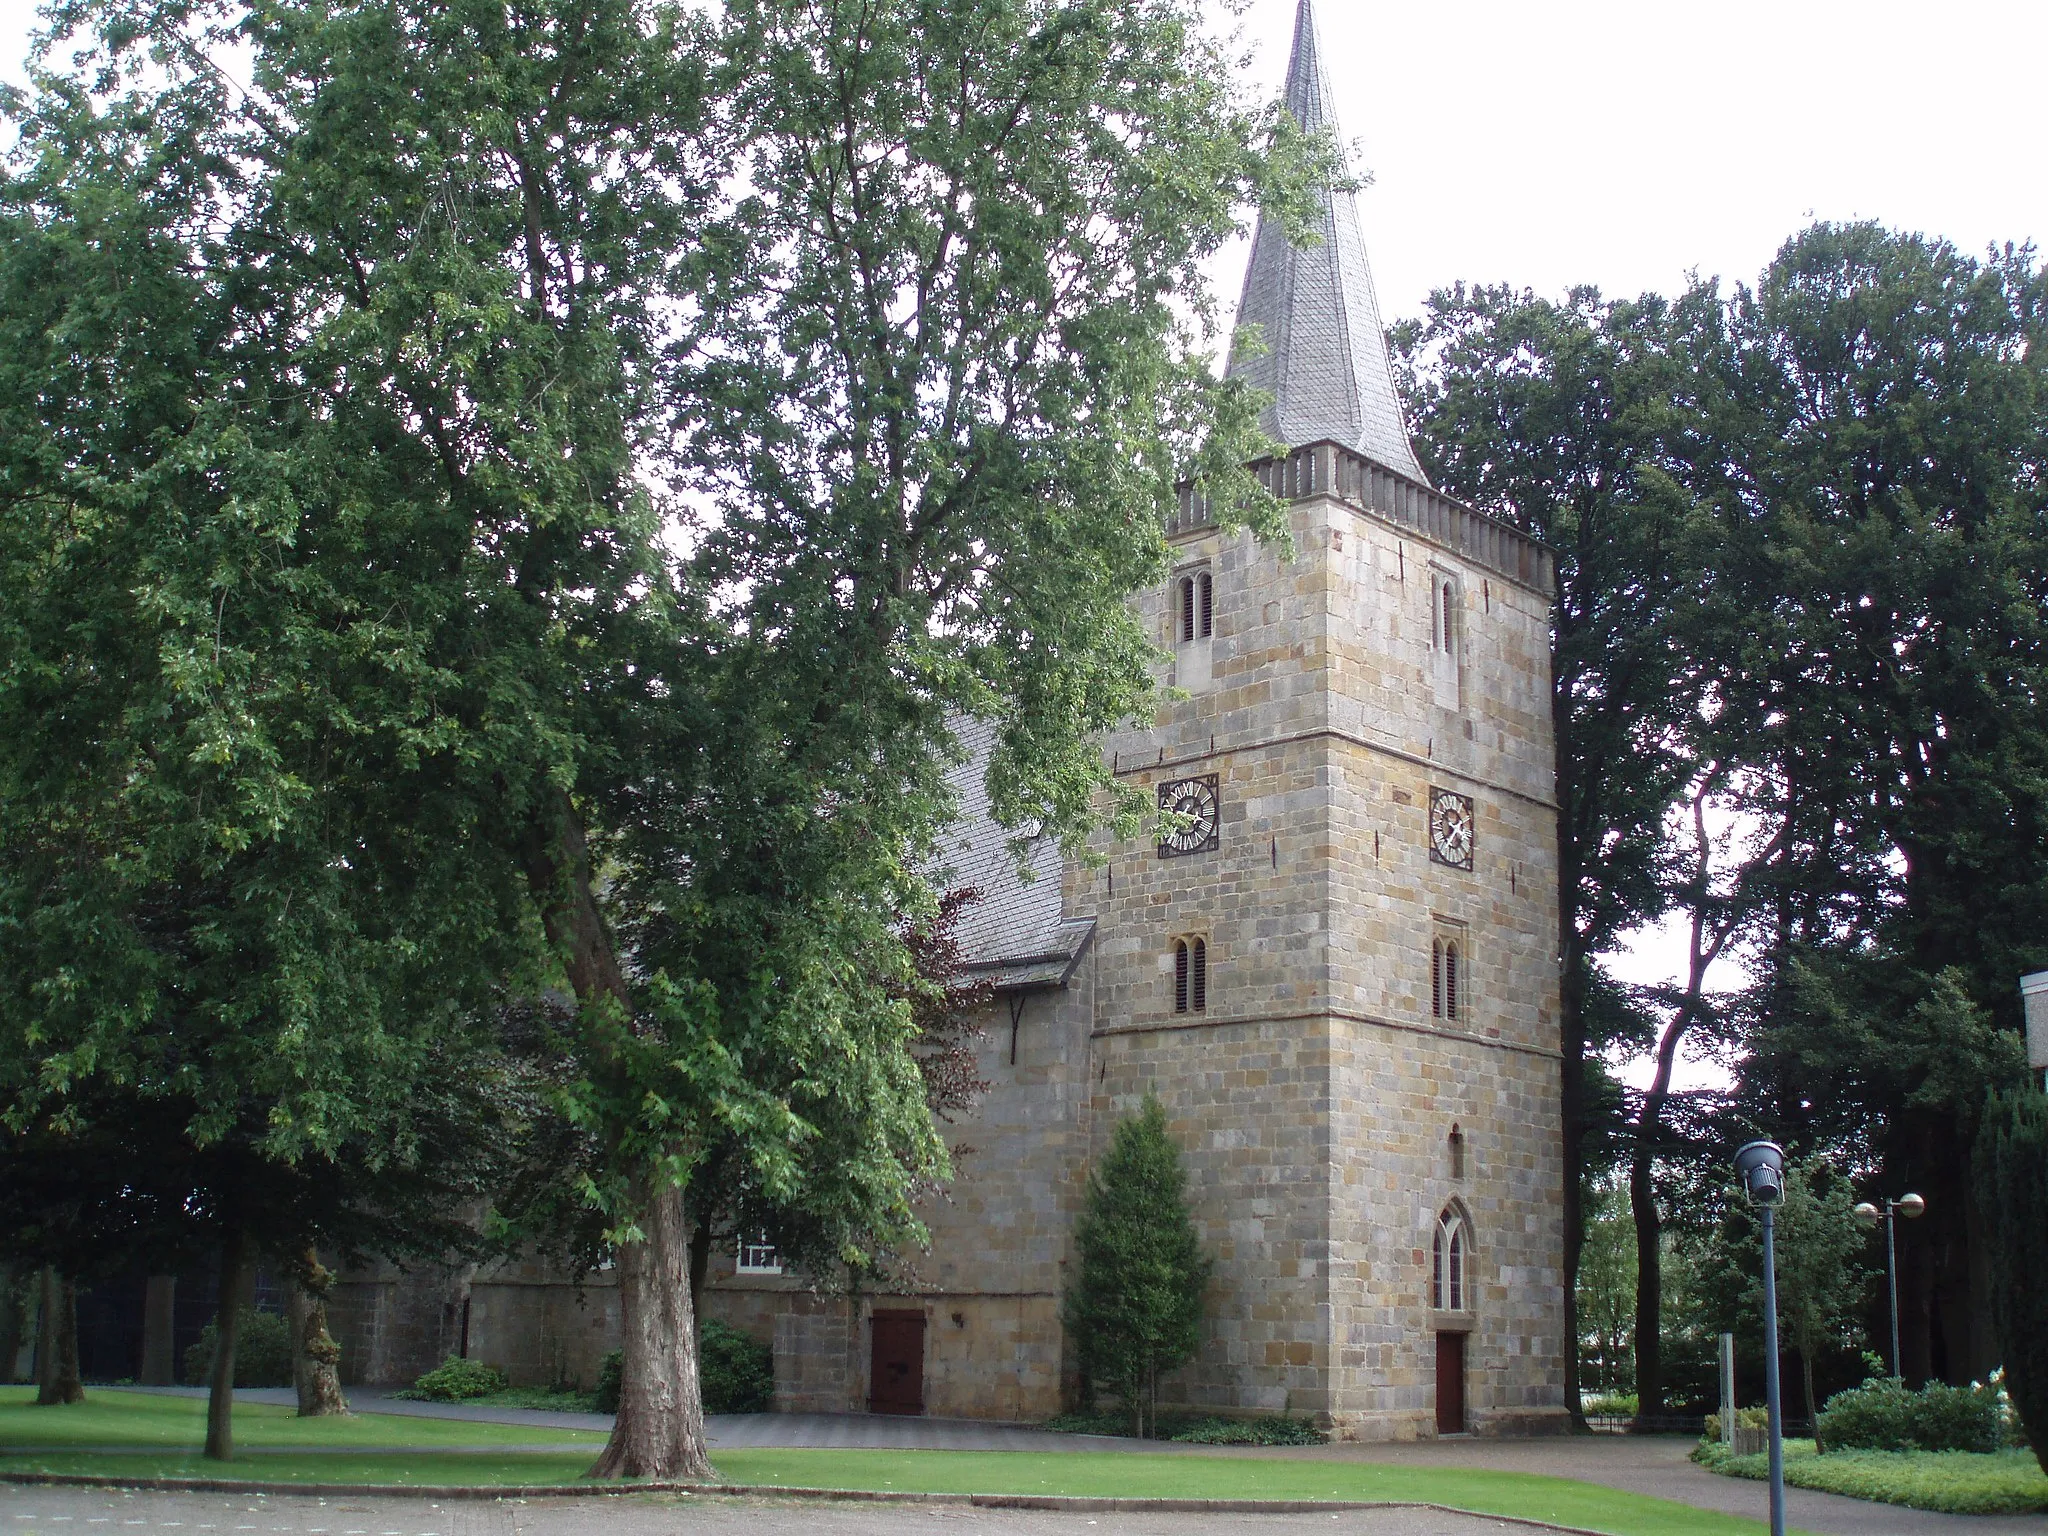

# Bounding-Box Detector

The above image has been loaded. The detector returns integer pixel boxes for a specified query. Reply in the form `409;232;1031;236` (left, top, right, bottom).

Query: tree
1973;1090;2048;1474
4;0;1314;1481
1064;1095;1211;1436
1722;224;2048;1383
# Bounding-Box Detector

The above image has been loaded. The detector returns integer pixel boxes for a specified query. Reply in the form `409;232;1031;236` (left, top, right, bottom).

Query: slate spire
1228;0;1426;483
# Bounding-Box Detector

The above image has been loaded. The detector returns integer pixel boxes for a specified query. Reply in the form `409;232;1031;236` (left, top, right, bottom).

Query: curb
0;1472;1623;1535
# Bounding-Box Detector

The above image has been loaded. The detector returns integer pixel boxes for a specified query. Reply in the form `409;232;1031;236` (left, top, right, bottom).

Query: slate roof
1227;0;1427;484
935;717;1094;993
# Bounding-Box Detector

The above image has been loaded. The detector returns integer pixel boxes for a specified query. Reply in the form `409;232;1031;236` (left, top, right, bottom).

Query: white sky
7;0;2035;1085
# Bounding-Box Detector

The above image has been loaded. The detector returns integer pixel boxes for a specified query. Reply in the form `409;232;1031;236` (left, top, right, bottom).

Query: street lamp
1852;1192;1925;1380
1735;1140;1789;1536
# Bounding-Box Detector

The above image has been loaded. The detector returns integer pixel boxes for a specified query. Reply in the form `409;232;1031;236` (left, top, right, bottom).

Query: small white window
736;1233;783;1275
1433;1207;1469;1311
1173;936;1208;1014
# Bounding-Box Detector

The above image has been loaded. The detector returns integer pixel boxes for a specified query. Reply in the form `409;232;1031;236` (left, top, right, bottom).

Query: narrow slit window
1197;572;1213;638
1444;942;1460;1021
1440;580;1456;653
1174;939;1190;1014
1432;940;1445;1019
1450;1125;1466;1181
1190;937;1207;1012
1179;578;1196;643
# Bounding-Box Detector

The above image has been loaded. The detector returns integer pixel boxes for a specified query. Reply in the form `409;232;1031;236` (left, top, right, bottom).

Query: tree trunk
205;1233;252;1460
586;1178;712;1480
520;790;712;1481
34;1268;83;1405
1804;1351;1821;1452
0;1267;23;1387
1628;1146;1664;1420
688;1220;712;1316
288;1248;348;1417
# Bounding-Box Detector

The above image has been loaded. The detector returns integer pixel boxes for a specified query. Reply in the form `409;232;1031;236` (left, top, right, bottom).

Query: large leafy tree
3;0;1314;1480
1724;225;2048;1383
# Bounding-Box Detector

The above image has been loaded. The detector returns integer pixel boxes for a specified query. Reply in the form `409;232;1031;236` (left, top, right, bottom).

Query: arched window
1431;939;1461;1021
1439;580;1456;653
1449;1124;1466;1181
1444;941;1459;1021
1433;1206;1469;1311
1173;937;1207;1014
1179;577;1195;642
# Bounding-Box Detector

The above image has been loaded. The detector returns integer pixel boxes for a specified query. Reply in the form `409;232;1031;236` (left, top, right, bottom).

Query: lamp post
1851;1193;1925;1380
1735;1140;1789;1536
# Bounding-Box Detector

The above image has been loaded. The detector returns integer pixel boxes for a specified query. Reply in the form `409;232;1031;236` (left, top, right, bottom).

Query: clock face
1157;775;1221;858
1429;788;1475;870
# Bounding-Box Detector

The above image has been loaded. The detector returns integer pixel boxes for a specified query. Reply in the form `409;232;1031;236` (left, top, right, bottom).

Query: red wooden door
869;1310;926;1415
1435;1330;1466;1434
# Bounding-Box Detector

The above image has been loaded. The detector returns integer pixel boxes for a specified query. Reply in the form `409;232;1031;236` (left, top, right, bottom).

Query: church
330;0;1568;1440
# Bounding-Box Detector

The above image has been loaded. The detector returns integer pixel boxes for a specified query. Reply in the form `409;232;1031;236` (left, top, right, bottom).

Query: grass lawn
0;1389;1786;1536
1695;1436;2048;1516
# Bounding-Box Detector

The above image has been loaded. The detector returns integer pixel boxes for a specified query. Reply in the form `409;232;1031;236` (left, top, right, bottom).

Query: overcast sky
2;0;2035;1077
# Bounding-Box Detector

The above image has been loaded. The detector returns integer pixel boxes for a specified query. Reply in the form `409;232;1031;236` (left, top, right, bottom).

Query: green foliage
1577;1177;1637;1395
1043;1409;1320;1446
592;1350;623;1416
1063;1096;1211;1437
1816;1378;2005;1454
1975;1090;2048;1471
181;1310;294;1390
1694;1438;2048;1516
1703;1407;1770;1440
401;1357;510;1403
698;1321;774;1415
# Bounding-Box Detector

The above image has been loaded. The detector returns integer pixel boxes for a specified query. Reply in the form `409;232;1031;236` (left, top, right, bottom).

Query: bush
405;1355;509;1402
1818;1377;2004;1454
1694;1439;2048;1516
1583;1393;1638;1417
589;1323;774;1416
700;1320;774;1414
181;1308;294;1388
1704;1406;1769;1440
593;1349;623;1414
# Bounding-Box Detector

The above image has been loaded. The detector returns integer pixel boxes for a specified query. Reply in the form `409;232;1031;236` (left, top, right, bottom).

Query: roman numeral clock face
1157;775;1220;857
1429;788;1476;870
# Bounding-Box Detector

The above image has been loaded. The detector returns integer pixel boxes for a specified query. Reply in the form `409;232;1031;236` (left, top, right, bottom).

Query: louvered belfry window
1173;937;1207;1014
1432;939;1461;1021
1177;571;1213;643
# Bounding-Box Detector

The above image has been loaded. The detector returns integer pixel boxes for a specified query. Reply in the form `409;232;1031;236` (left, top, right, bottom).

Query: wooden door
868;1310;926;1415
1435;1330;1466;1434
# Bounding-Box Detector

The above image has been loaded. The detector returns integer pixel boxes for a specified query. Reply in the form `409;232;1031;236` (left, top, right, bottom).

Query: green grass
0;1388;1788;1535
0;1387;606;1451
1695;1436;2048;1516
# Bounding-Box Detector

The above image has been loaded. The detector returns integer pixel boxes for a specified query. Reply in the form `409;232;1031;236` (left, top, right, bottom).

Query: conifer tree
1974;1090;2048;1473
1064;1095;1210;1437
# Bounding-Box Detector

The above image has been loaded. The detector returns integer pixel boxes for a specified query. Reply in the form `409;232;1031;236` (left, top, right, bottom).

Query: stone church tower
328;0;1567;1442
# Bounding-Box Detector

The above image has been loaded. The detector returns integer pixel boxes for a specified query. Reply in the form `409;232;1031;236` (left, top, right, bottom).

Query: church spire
1228;0;1426;484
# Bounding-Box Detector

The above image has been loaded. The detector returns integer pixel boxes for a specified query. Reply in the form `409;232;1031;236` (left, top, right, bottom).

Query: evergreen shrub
405;1355;509;1401
1062;1094;1211;1438
181;1308;293;1388
589;1322;773;1416
699;1320;774;1414
1818;1378;2003;1454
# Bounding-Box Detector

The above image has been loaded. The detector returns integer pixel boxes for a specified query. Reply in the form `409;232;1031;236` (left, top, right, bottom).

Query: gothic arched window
1433;1205;1469;1311
1432;939;1461;1021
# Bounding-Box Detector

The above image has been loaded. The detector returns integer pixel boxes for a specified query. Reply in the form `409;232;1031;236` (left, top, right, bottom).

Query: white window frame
1432;1206;1471;1312
736;1232;783;1276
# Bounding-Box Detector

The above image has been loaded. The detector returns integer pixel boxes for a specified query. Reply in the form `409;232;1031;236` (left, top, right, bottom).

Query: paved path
0;1484;1539;1536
